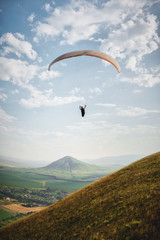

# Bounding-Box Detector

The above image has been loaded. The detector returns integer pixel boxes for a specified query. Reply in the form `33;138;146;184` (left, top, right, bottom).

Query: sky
0;0;160;165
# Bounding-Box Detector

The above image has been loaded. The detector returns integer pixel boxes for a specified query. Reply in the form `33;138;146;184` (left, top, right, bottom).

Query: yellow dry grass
1;204;45;214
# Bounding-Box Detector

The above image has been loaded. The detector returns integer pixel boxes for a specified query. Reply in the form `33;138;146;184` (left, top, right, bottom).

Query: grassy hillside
0;152;160;240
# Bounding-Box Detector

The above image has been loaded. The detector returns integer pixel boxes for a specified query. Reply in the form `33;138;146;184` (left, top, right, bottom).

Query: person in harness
79;105;86;117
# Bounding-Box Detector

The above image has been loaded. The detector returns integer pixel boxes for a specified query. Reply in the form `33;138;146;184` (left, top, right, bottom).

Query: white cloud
33;0;136;45
32;0;155;47
27;13;35;23
30;0;160;88
0;89;8;101
0;56;60;87
69;87;80;95
0;33;37;60
89;87;102;95
95;103;160;117
100;13;160;71
18;84;84;108
20;90;84;108
12;89;19;95
0;56;72;109
121;73;160;87
39;69;61;81
0;107;16;123
117;106;160;117
96;103;117;107
44;4;52;12
0;57;39;88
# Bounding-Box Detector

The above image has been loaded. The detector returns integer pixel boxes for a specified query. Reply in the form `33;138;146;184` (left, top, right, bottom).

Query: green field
0;161;110;228
0;166;108;192
0;207;17;227
45;179;92;191
0;207;15;221
0;170;43;188
0;207;30;228
0;168;93;191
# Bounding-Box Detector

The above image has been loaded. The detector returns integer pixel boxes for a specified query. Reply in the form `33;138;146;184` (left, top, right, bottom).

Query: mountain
36;156;110;180
1;152;160;240
0;155;45;168
84;154;145;167
43;156;103;172
0;155;25;168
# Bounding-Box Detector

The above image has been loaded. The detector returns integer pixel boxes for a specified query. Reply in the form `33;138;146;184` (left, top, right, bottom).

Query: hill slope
0;152;160;240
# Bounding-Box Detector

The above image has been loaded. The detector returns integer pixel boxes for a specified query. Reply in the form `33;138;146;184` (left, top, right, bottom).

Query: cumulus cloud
33;0;132;45
0;56;61;87
101;14;159;55
0;33;37;60
0;57;68;108
32;0;154;47
0;57;39;88
29;0;160;87
20;88;84;108
44;3;52;12
100;11;160;73
121;73;160;87
27;13;35;23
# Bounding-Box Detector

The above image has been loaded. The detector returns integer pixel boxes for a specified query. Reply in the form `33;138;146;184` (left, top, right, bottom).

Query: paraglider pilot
79;105;86;117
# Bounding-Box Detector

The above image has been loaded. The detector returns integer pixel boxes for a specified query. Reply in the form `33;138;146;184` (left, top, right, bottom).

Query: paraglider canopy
48;50;120;73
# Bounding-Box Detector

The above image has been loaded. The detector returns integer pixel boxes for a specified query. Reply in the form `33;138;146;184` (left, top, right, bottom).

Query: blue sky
0;0;160;164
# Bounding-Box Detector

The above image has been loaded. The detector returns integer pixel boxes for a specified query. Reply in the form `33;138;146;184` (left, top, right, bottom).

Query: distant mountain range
0;155;111;180
0;154;145;169
83;154;145;167
0;155;25;168
0;155;46;168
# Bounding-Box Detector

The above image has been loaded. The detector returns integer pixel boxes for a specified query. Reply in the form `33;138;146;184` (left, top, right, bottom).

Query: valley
1;152;159;240
0;156;110;227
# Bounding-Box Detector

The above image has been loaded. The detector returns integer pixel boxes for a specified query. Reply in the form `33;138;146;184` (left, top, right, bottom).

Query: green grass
0;152;160;240
0;208;15;221
0;170;43;188
0;207;31;228
45;180;92;192
0;207;17;228
0;166;108;192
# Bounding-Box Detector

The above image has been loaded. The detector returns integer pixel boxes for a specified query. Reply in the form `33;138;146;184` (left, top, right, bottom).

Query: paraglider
79;105;86;117
48;50;120;72
48;50;120;117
